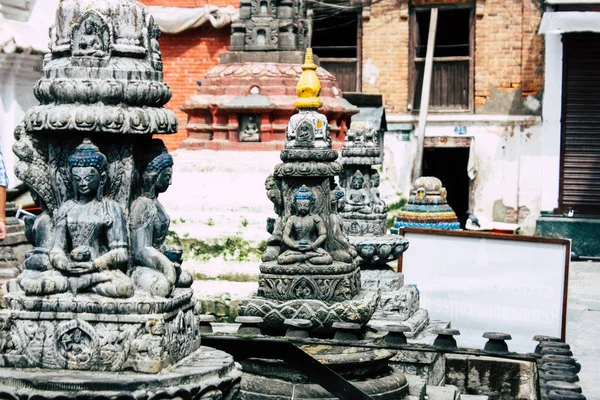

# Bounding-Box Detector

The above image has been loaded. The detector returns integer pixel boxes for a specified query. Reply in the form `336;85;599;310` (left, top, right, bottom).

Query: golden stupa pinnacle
294;48;323;110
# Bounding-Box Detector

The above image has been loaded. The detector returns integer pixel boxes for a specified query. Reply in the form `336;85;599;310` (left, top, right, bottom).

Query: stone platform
239;289;379;334
0;289;201;373
0;347;241;400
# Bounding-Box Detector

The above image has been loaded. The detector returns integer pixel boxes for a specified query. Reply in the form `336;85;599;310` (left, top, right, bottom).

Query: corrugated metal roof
350;106;387;131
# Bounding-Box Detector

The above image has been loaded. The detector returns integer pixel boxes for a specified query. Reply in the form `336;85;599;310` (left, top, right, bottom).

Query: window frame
408;4;475;113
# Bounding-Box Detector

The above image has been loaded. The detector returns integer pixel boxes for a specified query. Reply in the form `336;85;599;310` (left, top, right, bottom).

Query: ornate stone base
0;347;241;400
0;289;202;373
239;289;379;334
370;309;431;339
350;235;409;267
258;261;361;302
360;270;430;338
341;213;387;236
240;344;408;400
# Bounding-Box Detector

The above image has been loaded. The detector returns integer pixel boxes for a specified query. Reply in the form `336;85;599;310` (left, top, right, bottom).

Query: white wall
0;52;41;187
541;33;563;213
383;116;545;235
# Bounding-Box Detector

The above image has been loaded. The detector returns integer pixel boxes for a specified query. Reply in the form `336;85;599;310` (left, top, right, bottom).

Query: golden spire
294;48;323;110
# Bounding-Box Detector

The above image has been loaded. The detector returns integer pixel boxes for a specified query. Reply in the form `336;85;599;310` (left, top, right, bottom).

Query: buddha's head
142;140;173;197
350;170;364;190
293;185;314;216
68;138;107;201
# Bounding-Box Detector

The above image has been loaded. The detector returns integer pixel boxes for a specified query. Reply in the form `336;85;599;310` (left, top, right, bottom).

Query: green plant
206;218;215;226
240;217;249;228
386;192;407;230
193;272;258;282
166;231;265;262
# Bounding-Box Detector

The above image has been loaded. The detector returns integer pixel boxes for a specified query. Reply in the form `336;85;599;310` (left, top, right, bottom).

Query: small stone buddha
344;170;372;214
49;139;134;298
130;141;193;297
369;171;387;214
277;185;333;265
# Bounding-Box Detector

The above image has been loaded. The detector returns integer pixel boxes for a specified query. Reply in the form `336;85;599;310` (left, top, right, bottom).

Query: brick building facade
361;0;544;114
146;0;544;149
140;0;236;150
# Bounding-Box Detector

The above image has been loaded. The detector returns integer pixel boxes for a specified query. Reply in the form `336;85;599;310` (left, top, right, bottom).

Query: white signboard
400;229;570;353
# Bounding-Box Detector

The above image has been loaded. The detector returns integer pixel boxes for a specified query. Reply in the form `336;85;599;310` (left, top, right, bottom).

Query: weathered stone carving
339;108;429;337
239;114;261;142
239;50;377;333
1;1;240;390
49;139;134;298
232;0;308;52
130;140;193;297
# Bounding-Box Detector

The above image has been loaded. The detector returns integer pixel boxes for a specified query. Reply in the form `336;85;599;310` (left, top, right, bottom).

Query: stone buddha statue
130;141;193;297
328;183;357;263
369;171;387;214
262;174;284;262
344;170;372;214
277;185;333;265
49;139;134;298
8;190;70;295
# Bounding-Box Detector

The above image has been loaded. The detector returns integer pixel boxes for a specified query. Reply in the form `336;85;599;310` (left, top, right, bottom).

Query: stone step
405;373;427;400
459;395;489;400
426;385;460;400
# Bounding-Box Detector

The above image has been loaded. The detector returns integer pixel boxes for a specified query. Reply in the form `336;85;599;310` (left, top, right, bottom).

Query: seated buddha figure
328;183;357;263
130;141;193;297
369;171;387;214
344;170;372;214
277;185;333;265
49;139;134;298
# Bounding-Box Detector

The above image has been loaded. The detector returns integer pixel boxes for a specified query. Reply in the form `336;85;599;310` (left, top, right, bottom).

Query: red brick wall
362;0;545;114
140;0;236;150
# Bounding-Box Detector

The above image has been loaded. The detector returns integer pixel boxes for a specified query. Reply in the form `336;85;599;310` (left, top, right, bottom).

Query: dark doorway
422;147;470;228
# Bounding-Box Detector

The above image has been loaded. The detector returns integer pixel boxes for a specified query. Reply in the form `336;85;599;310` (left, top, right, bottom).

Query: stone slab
373;285;422;323
426;385;460;400
360;269;404;292
391;349;445;386
404;373;427;398
0;347;241;400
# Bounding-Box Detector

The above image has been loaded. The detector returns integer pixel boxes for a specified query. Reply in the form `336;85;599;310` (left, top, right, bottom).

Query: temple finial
294;48;323;110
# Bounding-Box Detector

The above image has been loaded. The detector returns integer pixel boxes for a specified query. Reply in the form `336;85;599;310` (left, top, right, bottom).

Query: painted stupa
393;176;460;231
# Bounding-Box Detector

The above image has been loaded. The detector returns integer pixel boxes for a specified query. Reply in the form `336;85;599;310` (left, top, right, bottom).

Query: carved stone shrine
339;106;429;338
393;176;461;231
180;0;357;150
237;49;410;399
0;1;240;398
239;49;378;333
